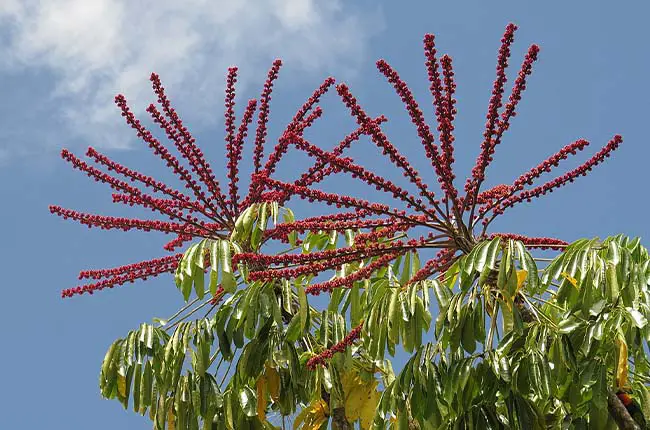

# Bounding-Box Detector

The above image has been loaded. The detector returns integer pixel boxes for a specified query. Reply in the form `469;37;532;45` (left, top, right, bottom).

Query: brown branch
331;407;352;430
608;391;641;430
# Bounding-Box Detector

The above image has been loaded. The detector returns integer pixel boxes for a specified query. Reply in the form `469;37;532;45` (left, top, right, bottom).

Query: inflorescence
52;24;622;368
242;23;621;294
52;62;340;298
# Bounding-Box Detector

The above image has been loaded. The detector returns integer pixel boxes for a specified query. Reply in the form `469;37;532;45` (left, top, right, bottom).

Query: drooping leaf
616;335;628;389
239;385;258;417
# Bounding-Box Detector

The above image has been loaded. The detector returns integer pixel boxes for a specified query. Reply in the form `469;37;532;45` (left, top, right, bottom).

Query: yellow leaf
168;407;176;430
516;270;528;293
256;376;267;421
117;374;127;398
341;370;382;430
293;407;309;429
293;399;328;430
616;335;629;389
310;400;328;429
560;272;578;289
266;364;280;402
358;389;381;429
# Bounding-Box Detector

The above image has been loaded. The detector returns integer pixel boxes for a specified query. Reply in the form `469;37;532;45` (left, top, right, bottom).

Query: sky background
1;0;648;428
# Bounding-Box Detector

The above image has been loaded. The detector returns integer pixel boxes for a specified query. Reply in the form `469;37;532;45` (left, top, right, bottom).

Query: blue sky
1;0;648;428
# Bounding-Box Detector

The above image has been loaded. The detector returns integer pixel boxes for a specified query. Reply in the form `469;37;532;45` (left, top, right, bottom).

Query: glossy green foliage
101;209;650;429
374;236;650;429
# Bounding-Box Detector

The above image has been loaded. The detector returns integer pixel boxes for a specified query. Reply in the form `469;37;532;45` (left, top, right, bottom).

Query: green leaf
558;316;581;334
501;302;514;334
285;314;302;342
432;280;452;311
132;363;142;413
626;307;648;328
210;240;220;272
474;299;486;344
281;279;292;314
606;263;620;302
505;267;518;298
251;202;268;250
298;282;308;333
388;288;400;347
184;243;201;276
497;244;511;292
350;284;361;326
400;252;412;286
193;266;205;300
607;241;620;265
239;386;257;417
516;241;539;292
181;273;194;302
461;308;476;353
485;237;502;270
474;241;491;274
142;360;153;408
220;241;236;293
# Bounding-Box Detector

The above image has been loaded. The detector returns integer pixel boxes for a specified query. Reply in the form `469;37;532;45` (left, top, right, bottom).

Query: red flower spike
62;257;180;298
282;116;388;202
421;38;460;209
163;234;194;252
265;216;396;240
488;233;568;250
286;77;336;133
512;139;590;191
115;94;227;220
254;116;387;210
253;60;283;174
439;54;457;188
253;24;621;290
407;248;456;286
149;73;230;212
228;98;258;211
337;84;440;208
305;253;402;295
281;132;434;215
466;24;518;198
306;323;364;369
245;77;337;207
54;62;334;298
49;205;216;236
78;254;183;280
492;135;623;221
466;42;541;229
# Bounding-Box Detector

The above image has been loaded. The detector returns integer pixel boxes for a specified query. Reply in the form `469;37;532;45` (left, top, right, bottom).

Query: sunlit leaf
626;307;648;328
560;272;578;289
616;335;628;389
256;375;267;421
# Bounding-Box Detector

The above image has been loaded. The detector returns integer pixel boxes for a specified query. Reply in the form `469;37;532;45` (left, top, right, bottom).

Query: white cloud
0;0;381;159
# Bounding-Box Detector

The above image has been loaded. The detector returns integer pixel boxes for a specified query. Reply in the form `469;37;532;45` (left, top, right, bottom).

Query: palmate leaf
363;264;432;360
174;238;244;301
373;236;650;429
100;320;230;428
174;204;284;302
102;313;298;429
100;232;650;429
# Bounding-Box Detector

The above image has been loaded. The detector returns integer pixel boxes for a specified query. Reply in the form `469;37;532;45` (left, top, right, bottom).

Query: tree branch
331;407;352;430
608;391;641;430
